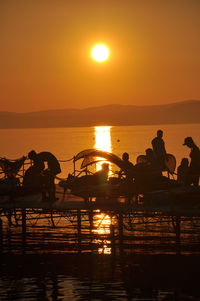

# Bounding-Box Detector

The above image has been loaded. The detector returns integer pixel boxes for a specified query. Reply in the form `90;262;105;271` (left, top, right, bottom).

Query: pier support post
0;218;3;253
89;209;93;251
118;213;124;255
172;215;181;254
89;209;93;232
175;216;181;254
110;224;115;256
22;209;26;253
7;209;12;227
77;210;82;253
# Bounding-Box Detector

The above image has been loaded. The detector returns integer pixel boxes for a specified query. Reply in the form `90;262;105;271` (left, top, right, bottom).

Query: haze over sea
1;123;200;177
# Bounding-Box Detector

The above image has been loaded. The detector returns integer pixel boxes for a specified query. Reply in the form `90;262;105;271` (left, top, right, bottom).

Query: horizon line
0;99;199;114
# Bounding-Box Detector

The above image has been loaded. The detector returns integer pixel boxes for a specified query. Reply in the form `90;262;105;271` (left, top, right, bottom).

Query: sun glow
91;44;109;62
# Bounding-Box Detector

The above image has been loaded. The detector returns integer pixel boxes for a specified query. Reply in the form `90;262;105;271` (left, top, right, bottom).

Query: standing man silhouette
183;137;200;186
151;130;167;169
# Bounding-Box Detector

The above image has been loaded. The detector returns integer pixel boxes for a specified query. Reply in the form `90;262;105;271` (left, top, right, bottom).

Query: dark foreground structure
1;151;200;300
0;187;200;255
1;192;200;300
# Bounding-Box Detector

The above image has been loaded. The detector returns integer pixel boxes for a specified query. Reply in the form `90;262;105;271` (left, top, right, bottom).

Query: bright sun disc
91;44;109;62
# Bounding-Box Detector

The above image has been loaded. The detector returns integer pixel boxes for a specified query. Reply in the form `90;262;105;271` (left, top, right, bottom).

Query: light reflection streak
92;212;112;254
93;127;113;254
94;126;112;171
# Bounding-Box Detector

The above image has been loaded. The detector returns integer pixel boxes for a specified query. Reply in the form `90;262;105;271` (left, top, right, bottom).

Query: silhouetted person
151;130;167;169
118;152;134;179
95;163;109;184
145;148;156;165
122;152;134;169
119;152;134;200
177;158;189;186
28;150;61;201
183;137;200;186
23;163;43;192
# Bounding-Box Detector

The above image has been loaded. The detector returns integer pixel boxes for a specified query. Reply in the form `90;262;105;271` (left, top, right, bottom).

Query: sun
91;44;109;62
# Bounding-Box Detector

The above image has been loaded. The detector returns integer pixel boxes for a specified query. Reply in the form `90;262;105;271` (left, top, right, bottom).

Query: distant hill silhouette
0;100;200;129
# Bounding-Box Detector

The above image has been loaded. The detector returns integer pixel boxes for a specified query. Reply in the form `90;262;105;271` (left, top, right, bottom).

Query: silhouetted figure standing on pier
151;130;167;169
183;137;200;186
28;150;61;201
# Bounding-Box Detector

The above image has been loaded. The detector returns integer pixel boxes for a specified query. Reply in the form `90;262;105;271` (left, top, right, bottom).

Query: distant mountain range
0;100;200;129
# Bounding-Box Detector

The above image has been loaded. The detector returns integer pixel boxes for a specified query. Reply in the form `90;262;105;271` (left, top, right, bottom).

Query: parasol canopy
136;153;176;173
74;149;130;173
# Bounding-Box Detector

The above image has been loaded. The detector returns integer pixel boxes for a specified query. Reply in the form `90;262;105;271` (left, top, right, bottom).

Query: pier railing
1;205;200;255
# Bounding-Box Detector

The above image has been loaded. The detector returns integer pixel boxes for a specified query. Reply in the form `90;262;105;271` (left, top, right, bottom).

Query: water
0;123;200;177
0;124;200;300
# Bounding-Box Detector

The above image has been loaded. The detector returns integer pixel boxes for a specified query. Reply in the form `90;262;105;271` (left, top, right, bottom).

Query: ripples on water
1;253;200;300
1;209;200;300
0;124;200;300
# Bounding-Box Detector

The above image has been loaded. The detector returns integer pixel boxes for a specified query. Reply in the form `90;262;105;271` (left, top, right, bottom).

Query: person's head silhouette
180;158;189;167
122;152;129;161
28;150;37;160
157;130;163;138
183;137;195;148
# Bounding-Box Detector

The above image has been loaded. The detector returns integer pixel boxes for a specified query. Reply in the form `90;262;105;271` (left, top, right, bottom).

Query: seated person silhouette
183;137;200;186
23;164;43;192
119;152;134;182
145;148;156;165
177;158;189;186
122;152;134;169
94;163;109;185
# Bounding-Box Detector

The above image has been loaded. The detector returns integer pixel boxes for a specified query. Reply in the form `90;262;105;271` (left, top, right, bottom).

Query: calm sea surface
0;124;200;300
1;123;200;177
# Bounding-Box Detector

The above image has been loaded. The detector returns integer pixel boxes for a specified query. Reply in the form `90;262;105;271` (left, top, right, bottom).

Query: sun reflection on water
92;212;112;254
94;126;112;152
93;126;113;254
94;126;112;171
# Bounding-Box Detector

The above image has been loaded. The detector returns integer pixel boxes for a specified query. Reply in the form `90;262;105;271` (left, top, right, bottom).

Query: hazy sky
1;0;200;112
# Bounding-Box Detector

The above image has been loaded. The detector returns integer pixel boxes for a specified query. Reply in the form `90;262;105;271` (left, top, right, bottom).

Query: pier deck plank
0;185;200;217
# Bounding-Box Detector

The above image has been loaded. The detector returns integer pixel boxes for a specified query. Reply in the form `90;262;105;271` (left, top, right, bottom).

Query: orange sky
0;0;200;112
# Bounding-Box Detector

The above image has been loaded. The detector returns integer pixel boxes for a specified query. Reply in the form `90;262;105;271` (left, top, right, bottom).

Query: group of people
153;130;200;186
121;130;200;186
18;130;200;202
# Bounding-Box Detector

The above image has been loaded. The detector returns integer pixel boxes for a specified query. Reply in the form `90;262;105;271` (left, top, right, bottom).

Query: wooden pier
1;185;200;255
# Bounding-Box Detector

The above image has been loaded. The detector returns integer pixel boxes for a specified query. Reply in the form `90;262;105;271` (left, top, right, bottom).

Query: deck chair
0;156;26;178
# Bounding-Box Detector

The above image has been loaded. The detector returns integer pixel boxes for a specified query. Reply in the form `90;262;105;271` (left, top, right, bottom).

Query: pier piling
77;210;82;252
118;213;123;255
22;209;26;253
0;218;2;253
